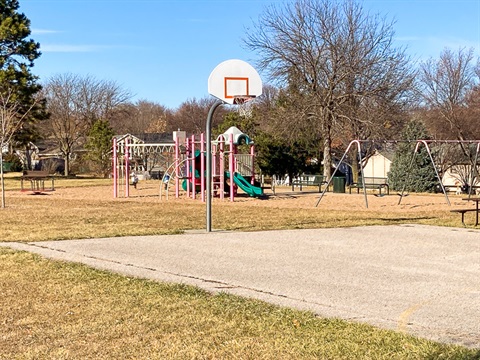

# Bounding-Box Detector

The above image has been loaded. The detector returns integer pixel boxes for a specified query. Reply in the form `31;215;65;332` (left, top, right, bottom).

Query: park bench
259;177;274;194
349;176;389;195
291;174;326;192
21;170;55;194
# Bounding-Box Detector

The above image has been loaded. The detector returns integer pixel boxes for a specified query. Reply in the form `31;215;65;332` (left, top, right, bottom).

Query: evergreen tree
255;132;309;180
388;120;438;192
0;0;43;112
0;0;45;207
214;112;257;137
85;119;114;178
215;112;315;180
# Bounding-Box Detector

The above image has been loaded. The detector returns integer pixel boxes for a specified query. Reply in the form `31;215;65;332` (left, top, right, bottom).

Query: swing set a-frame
315;139;480;208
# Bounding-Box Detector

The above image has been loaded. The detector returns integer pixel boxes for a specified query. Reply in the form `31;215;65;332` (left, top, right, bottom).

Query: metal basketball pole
206;99;225;232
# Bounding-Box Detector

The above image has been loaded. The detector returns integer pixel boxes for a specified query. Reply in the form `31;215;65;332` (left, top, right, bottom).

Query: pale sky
19;0;480;109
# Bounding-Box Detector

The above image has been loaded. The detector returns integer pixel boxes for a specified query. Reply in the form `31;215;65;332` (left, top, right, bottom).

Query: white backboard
208;59;262;105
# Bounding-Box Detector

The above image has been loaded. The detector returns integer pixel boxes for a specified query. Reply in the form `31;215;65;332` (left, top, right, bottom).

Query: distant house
442;164;480;190
114;132;177;179
113;133;175;149
362;150;393;178
134;133;174;144
14;141;65;173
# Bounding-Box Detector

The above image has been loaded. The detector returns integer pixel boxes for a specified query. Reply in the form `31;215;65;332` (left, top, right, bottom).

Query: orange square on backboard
224;77;249;99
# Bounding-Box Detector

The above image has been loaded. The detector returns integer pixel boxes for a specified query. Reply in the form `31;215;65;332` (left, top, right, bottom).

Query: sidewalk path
2;224;479;348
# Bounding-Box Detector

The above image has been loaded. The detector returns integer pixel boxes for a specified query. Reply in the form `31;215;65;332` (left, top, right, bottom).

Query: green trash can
333;177;346;193
2;162;12;172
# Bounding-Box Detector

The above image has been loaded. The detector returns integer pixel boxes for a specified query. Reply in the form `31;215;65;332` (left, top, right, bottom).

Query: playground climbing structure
112;127;263;201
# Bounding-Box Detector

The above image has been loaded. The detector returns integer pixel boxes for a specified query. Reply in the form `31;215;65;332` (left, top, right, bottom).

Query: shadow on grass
377;216;435;222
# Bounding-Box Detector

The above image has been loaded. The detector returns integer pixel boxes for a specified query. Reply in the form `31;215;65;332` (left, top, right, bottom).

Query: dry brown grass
1;177;478;358
1;248;477;359
0;177;472;242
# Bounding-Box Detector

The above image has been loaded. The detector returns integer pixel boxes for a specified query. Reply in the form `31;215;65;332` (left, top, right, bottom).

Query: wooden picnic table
20;170;55;194
451;197;480;226
463;197;480;226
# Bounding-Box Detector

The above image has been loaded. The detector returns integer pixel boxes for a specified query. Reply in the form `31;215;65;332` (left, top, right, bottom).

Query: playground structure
112;127;263;201
112;134;176;198
115;58;264;232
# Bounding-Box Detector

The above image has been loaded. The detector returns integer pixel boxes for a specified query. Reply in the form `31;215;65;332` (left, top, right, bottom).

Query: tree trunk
64;154;70;177
322;117;333;180
351;146;359;183
25;146;32;170
1;151;5;208
322;135;332;180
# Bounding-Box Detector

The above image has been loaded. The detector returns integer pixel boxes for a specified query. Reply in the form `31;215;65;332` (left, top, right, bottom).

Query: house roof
375;149;395;161
133;133;174;144
114;134;144;144
114;133;175;146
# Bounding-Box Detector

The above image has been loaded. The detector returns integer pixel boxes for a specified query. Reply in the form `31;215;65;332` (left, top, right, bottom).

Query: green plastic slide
230;172;264;197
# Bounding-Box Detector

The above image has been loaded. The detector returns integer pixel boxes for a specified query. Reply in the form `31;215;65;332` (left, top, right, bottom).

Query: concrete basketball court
2;224;479;349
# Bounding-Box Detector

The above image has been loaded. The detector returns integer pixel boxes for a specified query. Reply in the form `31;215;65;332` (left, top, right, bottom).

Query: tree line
2;0;480;200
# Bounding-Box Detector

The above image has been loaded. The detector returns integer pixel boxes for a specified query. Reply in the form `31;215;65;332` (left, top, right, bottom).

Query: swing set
315;139;480;208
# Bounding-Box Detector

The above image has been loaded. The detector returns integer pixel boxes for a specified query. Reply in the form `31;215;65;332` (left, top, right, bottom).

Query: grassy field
0;173;469;242
0;174;479;359
1;248;478;359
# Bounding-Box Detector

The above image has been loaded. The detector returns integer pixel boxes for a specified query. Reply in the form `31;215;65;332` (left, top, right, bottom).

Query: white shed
362;150;392;178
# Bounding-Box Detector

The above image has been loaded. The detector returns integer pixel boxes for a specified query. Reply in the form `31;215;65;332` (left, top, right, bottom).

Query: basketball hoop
206;59;262;232
208;59;262;105
233;95;256;105
233;95;256;117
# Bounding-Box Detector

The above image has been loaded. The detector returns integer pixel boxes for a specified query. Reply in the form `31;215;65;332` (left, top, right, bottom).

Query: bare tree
41;74;83;176
41;73;132;176
463;84;480;139
420;47;477;141
110;100;171;135
420;47;480;180
76;75;132;125
244;0;415;179
166;97;225;134
0;88;40;207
